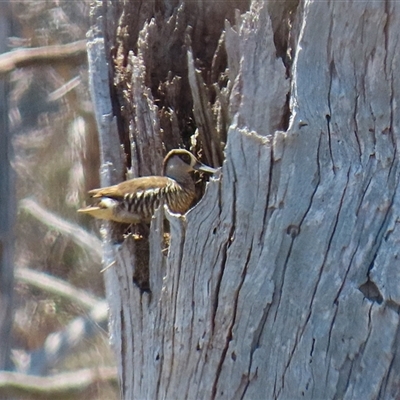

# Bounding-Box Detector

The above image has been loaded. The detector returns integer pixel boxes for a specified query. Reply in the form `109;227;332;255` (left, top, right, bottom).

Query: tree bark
89;0;400;399
0;1;15;371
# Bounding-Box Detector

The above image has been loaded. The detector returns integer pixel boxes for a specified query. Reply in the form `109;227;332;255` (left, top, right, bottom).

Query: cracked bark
88;0;400;399
0;1;14;371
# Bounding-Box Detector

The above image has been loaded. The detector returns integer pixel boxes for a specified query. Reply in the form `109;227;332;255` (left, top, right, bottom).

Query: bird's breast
164;181;195;214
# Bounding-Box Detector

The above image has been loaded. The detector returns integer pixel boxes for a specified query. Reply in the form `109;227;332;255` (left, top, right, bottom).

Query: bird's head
162;149;217;177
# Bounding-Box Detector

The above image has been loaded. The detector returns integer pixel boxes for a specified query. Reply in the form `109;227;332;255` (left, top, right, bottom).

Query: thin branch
0;367;117;398
15;268;103;311
0;40;87;76
19;198;102;263
28;300;109;375
47;76;81;102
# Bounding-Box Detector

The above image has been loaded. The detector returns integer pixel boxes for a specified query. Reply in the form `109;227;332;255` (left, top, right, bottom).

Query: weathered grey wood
229;1;289;135
0;1;14;371
86;4;125;394
123;51;164;177
187;47;223;166
90;0;400;399
271;2;399;399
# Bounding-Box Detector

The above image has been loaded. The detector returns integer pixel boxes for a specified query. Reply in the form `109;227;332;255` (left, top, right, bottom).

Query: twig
0;367;117;398
47;76;81;102
15;268;103;311
0;40;87;76
28;300;109;375
19;198;102;263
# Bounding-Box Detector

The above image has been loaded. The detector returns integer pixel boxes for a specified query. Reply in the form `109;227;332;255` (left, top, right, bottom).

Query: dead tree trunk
88;0;400;399
0;1;15;371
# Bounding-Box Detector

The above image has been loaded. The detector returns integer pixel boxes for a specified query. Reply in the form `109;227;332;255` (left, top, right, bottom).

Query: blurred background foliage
8;1;118;398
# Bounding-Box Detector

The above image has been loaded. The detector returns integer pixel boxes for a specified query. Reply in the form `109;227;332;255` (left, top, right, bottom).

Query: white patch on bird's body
98;197;118;208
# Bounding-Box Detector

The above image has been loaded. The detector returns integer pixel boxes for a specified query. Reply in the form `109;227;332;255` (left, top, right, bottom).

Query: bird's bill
193;162;217;174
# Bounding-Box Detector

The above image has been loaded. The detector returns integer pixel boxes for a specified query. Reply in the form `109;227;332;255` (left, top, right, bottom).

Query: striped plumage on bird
78;149;217;224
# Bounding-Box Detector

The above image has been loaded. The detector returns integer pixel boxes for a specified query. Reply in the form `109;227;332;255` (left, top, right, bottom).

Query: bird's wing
88;176;169;199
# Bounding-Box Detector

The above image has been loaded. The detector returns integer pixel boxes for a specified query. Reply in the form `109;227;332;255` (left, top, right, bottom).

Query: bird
77;149;217;224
